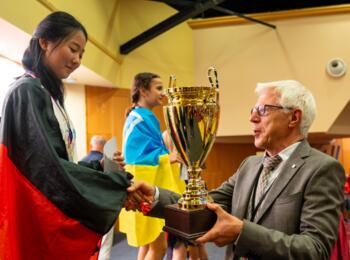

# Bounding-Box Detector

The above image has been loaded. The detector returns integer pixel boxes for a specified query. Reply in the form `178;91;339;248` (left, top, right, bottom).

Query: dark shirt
81;151;103;162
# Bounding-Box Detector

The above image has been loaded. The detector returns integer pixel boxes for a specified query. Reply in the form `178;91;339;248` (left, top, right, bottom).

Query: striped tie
255;155;282;204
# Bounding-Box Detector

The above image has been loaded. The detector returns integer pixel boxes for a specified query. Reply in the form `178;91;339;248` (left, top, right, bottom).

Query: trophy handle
208;66;219;89
168;74;176;89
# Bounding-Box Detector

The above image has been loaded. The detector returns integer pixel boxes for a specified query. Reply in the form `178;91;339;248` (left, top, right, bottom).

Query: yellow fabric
119;154;185;246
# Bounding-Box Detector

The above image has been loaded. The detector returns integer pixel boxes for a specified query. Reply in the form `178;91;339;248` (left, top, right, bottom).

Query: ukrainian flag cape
119;107;185;246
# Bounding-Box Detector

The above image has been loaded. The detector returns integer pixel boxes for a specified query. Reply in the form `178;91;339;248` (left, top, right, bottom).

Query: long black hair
22;11;87;106
126;72;160;116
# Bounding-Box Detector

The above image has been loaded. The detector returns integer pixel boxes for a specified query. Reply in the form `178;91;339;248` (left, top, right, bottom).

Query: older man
128;80;345;260
81;135;106;162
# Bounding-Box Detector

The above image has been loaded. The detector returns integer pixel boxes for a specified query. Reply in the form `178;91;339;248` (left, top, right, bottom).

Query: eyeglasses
250;104;292;116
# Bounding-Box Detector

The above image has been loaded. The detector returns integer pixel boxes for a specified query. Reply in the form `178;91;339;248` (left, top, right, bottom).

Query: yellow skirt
119;154;185;246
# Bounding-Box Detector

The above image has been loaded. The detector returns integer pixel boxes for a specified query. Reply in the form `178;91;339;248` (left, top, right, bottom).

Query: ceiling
163;0;350;18
3;1;350;83
121;0;350;54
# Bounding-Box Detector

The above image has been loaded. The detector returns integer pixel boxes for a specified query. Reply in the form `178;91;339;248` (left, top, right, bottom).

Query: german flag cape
0;76;131;260
119;108;185;246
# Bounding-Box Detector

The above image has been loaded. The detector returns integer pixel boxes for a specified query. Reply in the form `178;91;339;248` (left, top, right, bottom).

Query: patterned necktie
255;154;282;205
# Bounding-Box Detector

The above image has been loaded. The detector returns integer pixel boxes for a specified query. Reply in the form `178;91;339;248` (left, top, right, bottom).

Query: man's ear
289;109;302;128
38;38;48;51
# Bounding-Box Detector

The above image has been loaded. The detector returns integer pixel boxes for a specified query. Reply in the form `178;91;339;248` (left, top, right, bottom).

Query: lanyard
250;169;274;221
52;99;73;144
25;72;73;146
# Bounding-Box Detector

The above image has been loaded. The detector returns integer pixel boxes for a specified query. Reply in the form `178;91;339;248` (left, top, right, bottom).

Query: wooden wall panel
85;86;131;151
341;138;350;174
85;86;167;153
202;138;350;190
202;143;257;190
153;105;167;132
312;138;350;175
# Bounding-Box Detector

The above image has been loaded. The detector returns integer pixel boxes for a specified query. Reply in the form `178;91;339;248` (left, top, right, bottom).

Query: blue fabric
80;151;103;162
123;107;168;166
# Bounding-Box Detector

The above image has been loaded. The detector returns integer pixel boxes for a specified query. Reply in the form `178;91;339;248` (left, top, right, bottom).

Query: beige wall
117;0;194;87
193;12;350;137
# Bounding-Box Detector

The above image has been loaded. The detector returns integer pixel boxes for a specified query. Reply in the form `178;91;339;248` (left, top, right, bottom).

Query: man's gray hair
90;135;106;147
255;80;316;137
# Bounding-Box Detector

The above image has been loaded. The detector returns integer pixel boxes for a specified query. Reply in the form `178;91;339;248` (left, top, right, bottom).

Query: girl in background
119;72;185;260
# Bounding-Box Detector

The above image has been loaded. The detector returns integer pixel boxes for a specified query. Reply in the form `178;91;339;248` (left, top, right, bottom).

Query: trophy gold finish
163;67;220;240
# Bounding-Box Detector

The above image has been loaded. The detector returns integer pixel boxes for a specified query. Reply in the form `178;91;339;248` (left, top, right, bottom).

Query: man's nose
250;111;260;122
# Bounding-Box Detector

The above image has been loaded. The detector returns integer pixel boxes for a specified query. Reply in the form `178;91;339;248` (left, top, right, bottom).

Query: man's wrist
153;186;159;201
233;219;244;246
149;186;160;209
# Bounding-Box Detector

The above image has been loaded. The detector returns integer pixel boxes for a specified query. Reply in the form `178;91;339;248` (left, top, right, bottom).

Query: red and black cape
0;76;130;259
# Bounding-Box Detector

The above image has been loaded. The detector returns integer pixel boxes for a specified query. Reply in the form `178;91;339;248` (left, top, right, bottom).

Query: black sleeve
1;77;130;234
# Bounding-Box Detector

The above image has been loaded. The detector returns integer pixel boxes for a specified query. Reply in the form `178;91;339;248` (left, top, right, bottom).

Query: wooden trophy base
163;204;217;241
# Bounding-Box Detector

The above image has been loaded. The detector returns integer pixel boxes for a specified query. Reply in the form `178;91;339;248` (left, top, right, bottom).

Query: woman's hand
113;151;125;170
169;151;184;164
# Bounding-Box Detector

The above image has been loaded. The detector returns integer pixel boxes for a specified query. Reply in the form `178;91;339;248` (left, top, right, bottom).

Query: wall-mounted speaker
326;58;347;78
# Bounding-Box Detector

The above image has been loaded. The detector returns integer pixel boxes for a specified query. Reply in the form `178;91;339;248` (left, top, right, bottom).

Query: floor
110;232;226;259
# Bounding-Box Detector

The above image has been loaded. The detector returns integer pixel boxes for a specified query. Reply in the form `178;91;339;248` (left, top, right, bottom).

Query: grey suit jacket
151;141;345;260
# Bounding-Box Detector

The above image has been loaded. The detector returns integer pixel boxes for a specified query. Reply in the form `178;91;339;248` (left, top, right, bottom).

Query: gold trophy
163;67;220;240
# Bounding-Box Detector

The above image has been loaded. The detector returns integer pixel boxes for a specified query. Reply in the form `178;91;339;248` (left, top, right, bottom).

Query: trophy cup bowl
163;67;220;240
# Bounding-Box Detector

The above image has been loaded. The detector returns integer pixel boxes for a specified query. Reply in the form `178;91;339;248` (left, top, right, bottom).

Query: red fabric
344;175;350;194
89;238;102;260
0;144;102;260
330;215;350;260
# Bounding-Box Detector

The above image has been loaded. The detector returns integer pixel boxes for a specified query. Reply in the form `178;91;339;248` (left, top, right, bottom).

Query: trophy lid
165;86;217;105
166;67;219;105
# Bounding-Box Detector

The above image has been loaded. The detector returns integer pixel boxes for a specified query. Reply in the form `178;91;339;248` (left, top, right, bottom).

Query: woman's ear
38;38;48;51
140;88;147;97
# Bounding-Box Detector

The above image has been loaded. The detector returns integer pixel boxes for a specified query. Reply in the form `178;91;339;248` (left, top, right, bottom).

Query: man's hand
113;151;125;170
195;203;243;247
124;181;156;213
127;181;155;199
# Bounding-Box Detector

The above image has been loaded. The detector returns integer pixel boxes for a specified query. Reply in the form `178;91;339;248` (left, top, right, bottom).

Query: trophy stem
178;167;213;210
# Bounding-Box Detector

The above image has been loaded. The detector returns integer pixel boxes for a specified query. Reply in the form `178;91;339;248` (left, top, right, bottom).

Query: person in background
119;72;185;260
80;135;117;260
0;11;131;260
162;130;208;260
81;135;106;162
127;80;345;260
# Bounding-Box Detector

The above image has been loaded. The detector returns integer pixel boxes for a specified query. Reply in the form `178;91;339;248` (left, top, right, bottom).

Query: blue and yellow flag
119;107;185;246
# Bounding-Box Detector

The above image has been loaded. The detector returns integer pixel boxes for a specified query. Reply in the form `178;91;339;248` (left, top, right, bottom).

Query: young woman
0;12;131;260
119;73;185;260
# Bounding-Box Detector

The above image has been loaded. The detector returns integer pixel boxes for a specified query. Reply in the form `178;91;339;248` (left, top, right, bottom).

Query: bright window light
0;56;24;111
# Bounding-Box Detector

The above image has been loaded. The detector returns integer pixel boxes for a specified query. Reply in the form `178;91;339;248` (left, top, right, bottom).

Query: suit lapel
254;141;311;223
233;157;263;219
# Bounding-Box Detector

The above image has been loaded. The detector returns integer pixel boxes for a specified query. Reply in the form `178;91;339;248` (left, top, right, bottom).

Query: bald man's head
90;135;106;152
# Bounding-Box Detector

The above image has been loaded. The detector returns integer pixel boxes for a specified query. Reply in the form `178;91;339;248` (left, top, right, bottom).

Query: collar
264;141;302;162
